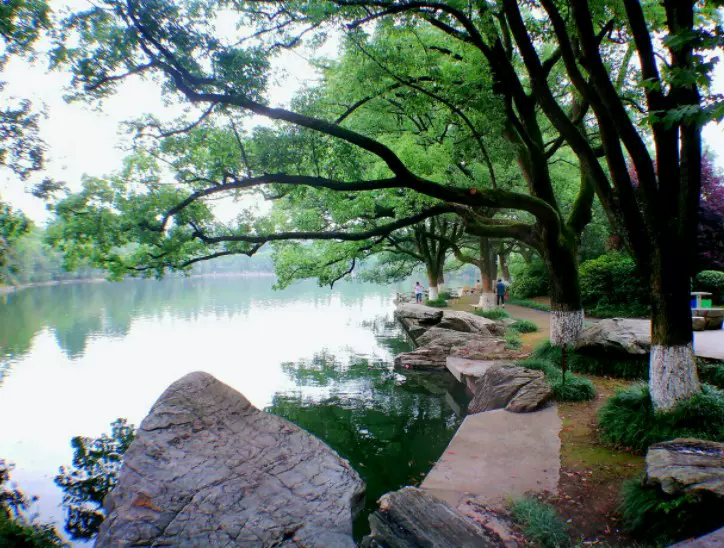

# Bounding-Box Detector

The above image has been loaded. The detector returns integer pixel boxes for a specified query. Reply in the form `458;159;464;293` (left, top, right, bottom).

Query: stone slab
669;526;724;547
694;330;724;361
421;406;561;510
446;356;513;383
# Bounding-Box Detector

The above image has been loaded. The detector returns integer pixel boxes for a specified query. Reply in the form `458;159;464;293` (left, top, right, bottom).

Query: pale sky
1;1;723;223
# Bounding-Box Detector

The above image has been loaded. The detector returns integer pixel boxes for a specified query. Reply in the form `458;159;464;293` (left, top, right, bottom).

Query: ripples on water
0;277;468;544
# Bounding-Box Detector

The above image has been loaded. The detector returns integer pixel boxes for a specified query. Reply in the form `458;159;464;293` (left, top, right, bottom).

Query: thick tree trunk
479;238;497;311
649;247;700;410
437;272;445;294
499;252;510;282
542;234;584;346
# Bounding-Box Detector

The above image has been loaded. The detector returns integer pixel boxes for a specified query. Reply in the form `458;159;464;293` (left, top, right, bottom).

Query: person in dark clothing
496;279;506;307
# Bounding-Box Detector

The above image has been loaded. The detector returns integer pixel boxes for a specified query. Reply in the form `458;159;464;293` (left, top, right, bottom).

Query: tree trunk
499;251;510;282
648;247;700;410
478;238;497;311
437;272;445;294
543;232;584;346
427;265;440;301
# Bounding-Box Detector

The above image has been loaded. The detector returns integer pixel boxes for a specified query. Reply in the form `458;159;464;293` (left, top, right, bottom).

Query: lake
0;276;469;543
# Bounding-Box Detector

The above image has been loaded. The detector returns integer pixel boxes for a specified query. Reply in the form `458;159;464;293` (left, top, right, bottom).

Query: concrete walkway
421;406;561;510
694;330;724;361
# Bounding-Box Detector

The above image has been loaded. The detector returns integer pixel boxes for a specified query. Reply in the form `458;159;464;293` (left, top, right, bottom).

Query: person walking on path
414;281;424;304
496;279;506;307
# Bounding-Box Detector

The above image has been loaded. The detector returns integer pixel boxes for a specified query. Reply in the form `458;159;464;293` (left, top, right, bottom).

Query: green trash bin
702;299;713;308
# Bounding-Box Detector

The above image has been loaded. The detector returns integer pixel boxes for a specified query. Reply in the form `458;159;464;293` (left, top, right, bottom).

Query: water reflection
269;351;468;539
0;277;467;545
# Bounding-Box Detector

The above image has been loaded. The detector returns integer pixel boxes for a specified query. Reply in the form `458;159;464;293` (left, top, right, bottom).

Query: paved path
421;406;561;511
694;330;724;361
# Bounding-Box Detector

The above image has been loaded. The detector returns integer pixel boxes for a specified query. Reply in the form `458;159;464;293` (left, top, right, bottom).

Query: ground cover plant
598;384;724;453
506;298;552;312
510;497;570;548
423;298;447;308
533;342;648;380
510;319;538;333
699;363;724;389
518;359;596;402
620;478;724;546
474;309;510;321
504;329;522;350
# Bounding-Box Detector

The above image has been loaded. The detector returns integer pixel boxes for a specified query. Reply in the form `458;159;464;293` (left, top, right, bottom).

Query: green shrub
424;298;448;308
532;341;648;379
520;358;597;402
510;259;549;299
474;308;510;320
510;319;539;333
438;291;452;300
695;270;724;304
579;253;649;315
699;363;724;389
510;497;570;548
504;329;522;350
620;477;724;546
598;384;724;453
507;298;552;312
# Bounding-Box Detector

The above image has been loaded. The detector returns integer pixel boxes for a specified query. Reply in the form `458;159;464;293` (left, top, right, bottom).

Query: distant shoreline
0;272;277;295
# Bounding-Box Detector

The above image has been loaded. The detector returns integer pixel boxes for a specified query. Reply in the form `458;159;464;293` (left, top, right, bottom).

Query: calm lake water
0;276;469;543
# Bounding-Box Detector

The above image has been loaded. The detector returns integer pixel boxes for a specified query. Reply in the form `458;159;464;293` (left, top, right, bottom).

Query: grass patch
699;362;724;389
507;298;551;312
504;329;522;350
598;383;724;453
586;303;650;318
423;298;448;308
473;308;510;320
620;477;724;546
533;341;649;380
510;319;539;333
510;497;570;548
438;291;452;300
520;358;596;402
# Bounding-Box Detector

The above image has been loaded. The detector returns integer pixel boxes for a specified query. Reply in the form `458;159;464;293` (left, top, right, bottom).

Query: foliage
533;341;648;380
506;298;551;312
699;363;724;389
510;319;538;333
504;328;521;350
474;308;510;320
519;358;596;403
598;384;724;453
510;497;570;548
697;155;724;272
620;478;724;546
695;270;724;304
509;259;549;300
0;460;66;547
0;202;31;283
423;297;447;308
437;291;452;300
579;253;649;317
54;418;135;540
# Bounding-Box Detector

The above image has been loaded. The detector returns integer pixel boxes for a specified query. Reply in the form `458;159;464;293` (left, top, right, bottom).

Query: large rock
466;364;551;414
669;526;724;547
574;318;651;356
437;310;501;336
645;438;724;498
394;304;444;324
363;487;503;547
450;338;529;361
417;327;488;349
96;372;364;547
394;345;449;370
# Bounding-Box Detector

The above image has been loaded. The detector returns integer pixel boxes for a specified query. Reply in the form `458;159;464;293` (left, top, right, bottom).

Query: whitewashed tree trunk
428;285;439;300
550;310;584;346
478;292;497;311
649;344;700;411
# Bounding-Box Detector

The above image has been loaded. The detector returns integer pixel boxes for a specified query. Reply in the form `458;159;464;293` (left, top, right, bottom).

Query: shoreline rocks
96;372;364;547
645;438;724;498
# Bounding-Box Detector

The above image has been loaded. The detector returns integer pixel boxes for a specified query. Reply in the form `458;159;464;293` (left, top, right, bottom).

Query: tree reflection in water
268;351;469;539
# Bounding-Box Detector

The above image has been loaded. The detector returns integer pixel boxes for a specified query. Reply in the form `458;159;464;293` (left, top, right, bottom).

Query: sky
1;1;723;223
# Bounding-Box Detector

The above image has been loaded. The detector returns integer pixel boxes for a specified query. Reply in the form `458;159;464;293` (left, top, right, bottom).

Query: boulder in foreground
466;364;551;414
574;318;651;356
646;438;724;498
362;487;503;547
96;372;364;547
